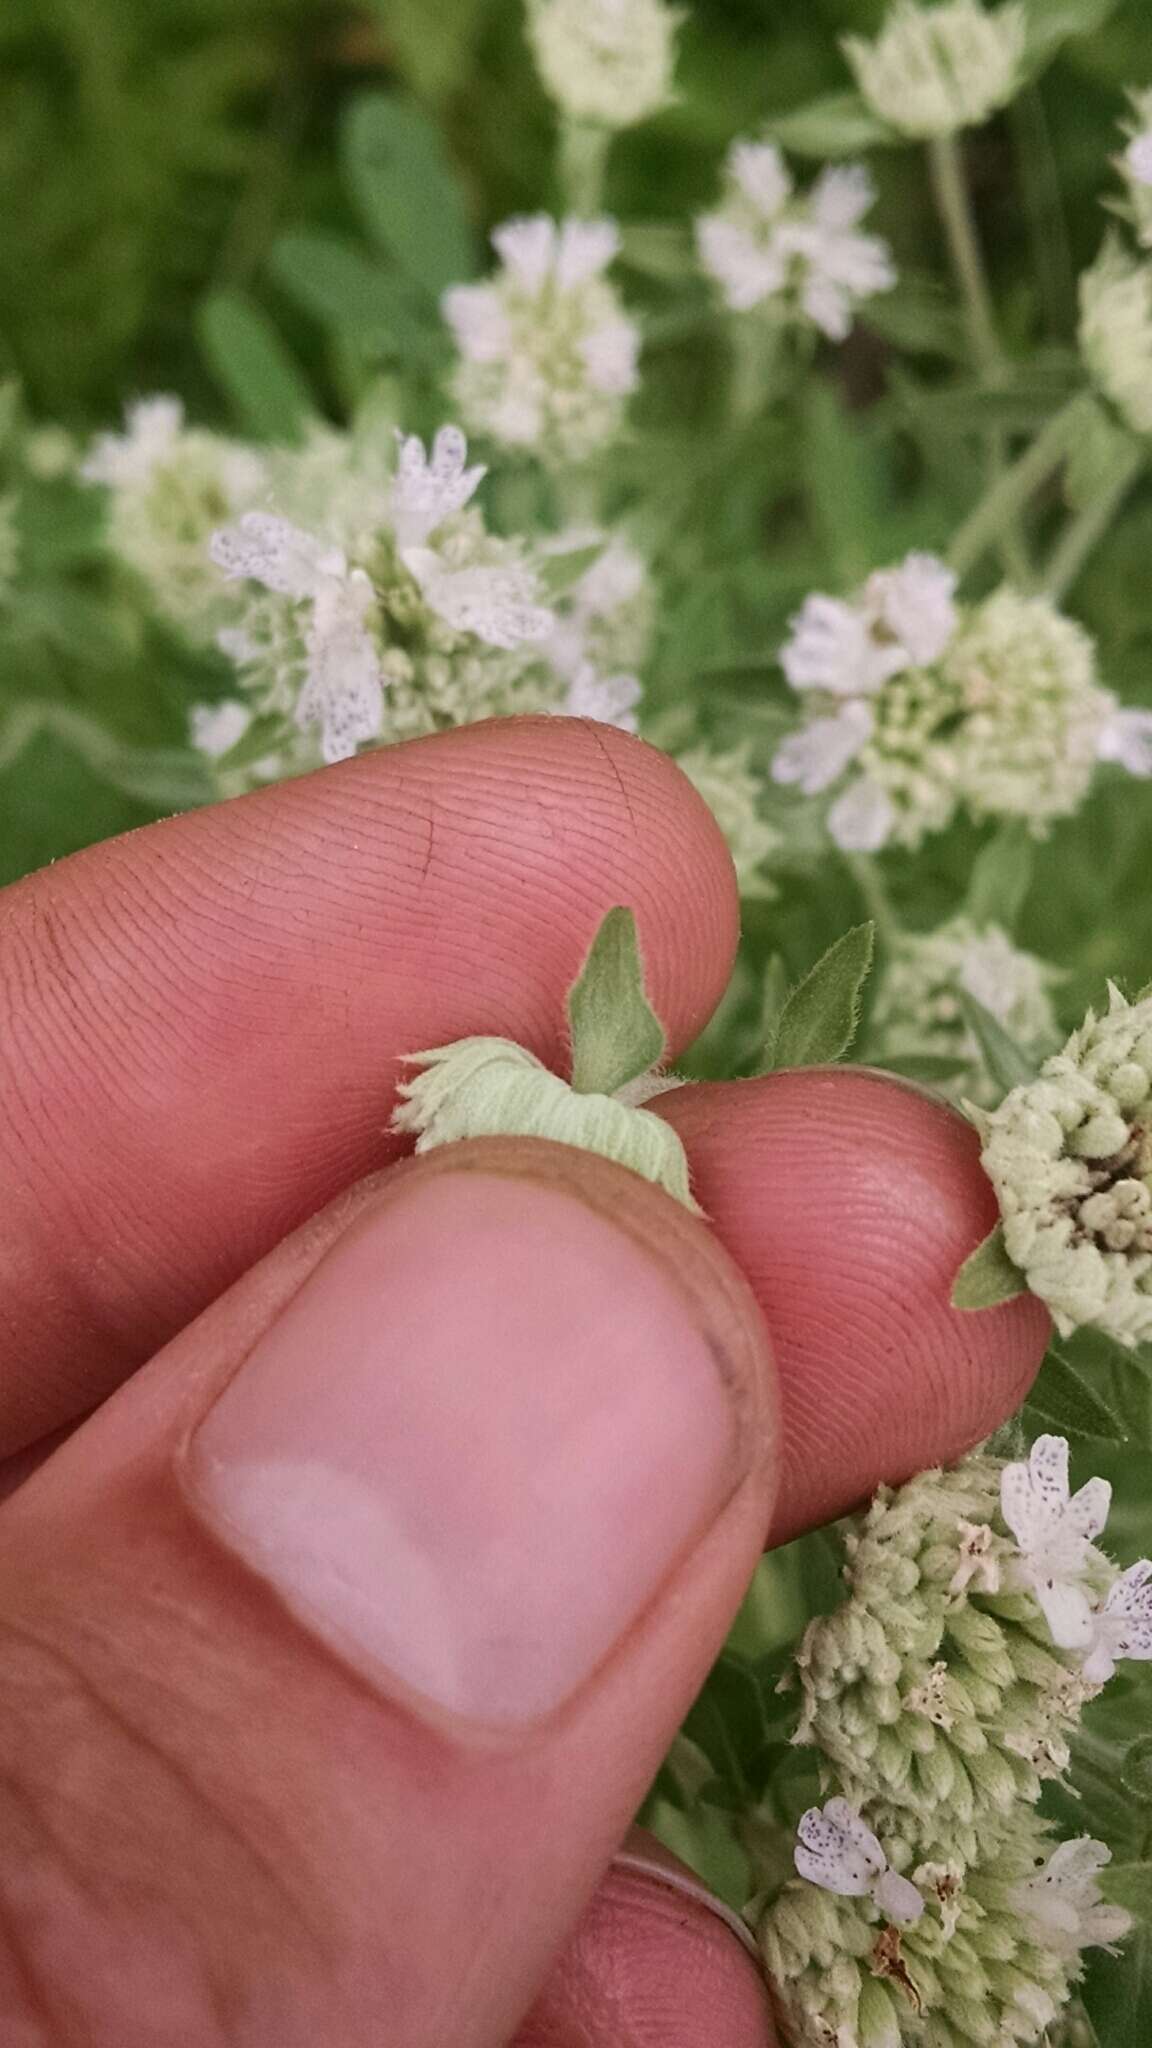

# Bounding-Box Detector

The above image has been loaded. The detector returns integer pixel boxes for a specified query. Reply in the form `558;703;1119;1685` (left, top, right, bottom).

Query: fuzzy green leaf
762;924;875;1072
952;1224;1029;1311
1101;1862;1152;1918
763;92;895;159
342;93;475;300
1121;1739;1152;1805
197;289;312;444
957;990;1038;1099
268;232;429;354
361;0;491;101
1021;0;1123;71
1025;1346;1130;1443
567;908;666;1098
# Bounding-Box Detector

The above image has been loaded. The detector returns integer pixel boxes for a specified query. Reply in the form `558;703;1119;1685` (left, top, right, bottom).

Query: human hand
0;718;1049;2046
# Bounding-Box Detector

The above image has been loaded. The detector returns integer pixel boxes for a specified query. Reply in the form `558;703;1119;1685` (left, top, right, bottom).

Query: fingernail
185;1169;744;1729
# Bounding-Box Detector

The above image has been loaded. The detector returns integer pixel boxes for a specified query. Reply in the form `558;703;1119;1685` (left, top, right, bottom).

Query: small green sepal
952;1223;1029;1311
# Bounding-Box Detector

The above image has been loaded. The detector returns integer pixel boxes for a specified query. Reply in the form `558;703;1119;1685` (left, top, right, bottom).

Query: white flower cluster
204;424;560;776
870;916;1059;1104
675;744;781;898
843;0;1027;141
979;984;1152;1346
526;0;680;132
771;553;1152;851
759;1439;1143;2048
696;142;895;341
82;397;267;638
1118;89;1152;248
444;217;640;466
1080;238;1152;440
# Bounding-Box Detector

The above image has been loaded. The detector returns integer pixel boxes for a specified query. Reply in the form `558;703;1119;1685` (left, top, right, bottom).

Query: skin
0;717;1050;2045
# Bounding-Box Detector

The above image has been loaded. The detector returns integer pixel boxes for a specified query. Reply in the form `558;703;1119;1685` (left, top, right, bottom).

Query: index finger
0;717;739;1457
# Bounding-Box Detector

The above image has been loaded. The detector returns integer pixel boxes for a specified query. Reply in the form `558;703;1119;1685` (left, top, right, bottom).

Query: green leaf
1101;1863;1152;1918
760;954;789;1043
268;231;428;354
197;289;312;444
362;0;491;101
1121;1738;1152;1804
966;823;1036;932
1025;1346;1131;1443
567;908;666;1098
952;1224;1029;1312
341;93;475;301
762;924;875;1072
762;92;896;160
878;1052;967;1084
1021;0;1123;71
957;989;1038;1099
537;542;604;600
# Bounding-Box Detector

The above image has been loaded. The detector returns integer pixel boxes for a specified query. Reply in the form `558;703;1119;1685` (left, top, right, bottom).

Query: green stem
558;120;611;214
928;133;1031;583
947;393;1089;580
728;315;781;425
845;852;902;945
1043;443;1145;603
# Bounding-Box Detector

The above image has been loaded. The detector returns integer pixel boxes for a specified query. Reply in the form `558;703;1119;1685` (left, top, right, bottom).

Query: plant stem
928;133;1030;582
845;852;902;945
558;119;611;214
1043;443;1145;603
947;393;1089;579
728;314;781;425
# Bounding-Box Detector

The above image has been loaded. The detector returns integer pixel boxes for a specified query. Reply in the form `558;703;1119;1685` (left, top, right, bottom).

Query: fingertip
659;1067;1050;1538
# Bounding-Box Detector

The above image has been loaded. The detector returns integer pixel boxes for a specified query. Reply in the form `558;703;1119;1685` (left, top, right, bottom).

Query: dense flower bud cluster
758;1443;1143;2047
1080;240;1152;439
870;917;1059;1104
526;0;680;131
843;1;1027;141
979;986;1152;1345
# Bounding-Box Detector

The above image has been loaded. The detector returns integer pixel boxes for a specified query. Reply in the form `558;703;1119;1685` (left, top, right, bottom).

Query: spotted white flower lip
390;425;487;552
1010;1838;1131;1959
794;1798;924;1925
999;1434;1111;1651
1082;1558;1152;1685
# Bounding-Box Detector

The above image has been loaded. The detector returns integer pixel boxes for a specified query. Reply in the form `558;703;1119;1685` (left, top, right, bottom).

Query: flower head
980;985;1152;1345
208;424;560;779
795;1799;924;1924
870;916;1059;1104
675;744;781;898
843;0;1027;140
696;143;895;340
444;216;639;466
542;532;653;683
1011;1840;1131;1960
82;397;266;638
526;0;680;130
1080;238;1152;438
555;662;642;730
999;1435;1111;1650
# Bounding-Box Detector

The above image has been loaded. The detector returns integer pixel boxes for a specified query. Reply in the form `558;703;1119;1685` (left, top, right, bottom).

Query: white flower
444;216;640;465
1080;239;1152;438
82;396;186;488
696;143;895;339
542;531;653;683
826;775;898;853
949;1519;1002;1597
1097;703;1152;776
1126;132;1152;186
210;512;385;765
189;701;252;760
1010;1839;1132;1959
1081;1559;1152;1685
843;1;1028;141
794;1799;924;1925
999;1435;1111;1649
402;549;554;651
870;916;1059;1105
771;702;874;795
390;426;487;551
864;551;958;667
780;595;904;697
556;663;642;729
526;0;680;131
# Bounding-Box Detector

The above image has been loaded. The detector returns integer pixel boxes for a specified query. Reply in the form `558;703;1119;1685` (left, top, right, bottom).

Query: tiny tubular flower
444;216;640;466
843;0;1028;141
526;0;680;131
1081;1559;1152;1685
390;425;487;550
189;700;253;760
696;142;895;339
999;1436;1111;1651
1010;1840;1132;1959
555;662;642;729
979;985;1152;1345
794;1799;924;1925
542;531;654;684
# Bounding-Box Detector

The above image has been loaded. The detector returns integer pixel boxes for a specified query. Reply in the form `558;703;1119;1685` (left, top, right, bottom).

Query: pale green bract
391;1037;698;1209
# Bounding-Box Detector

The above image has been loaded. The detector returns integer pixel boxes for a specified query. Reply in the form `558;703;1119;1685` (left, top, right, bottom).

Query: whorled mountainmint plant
756;1438;1147;2048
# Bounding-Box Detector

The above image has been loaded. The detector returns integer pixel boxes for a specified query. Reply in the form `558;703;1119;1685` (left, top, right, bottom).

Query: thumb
0;1140;777;2047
